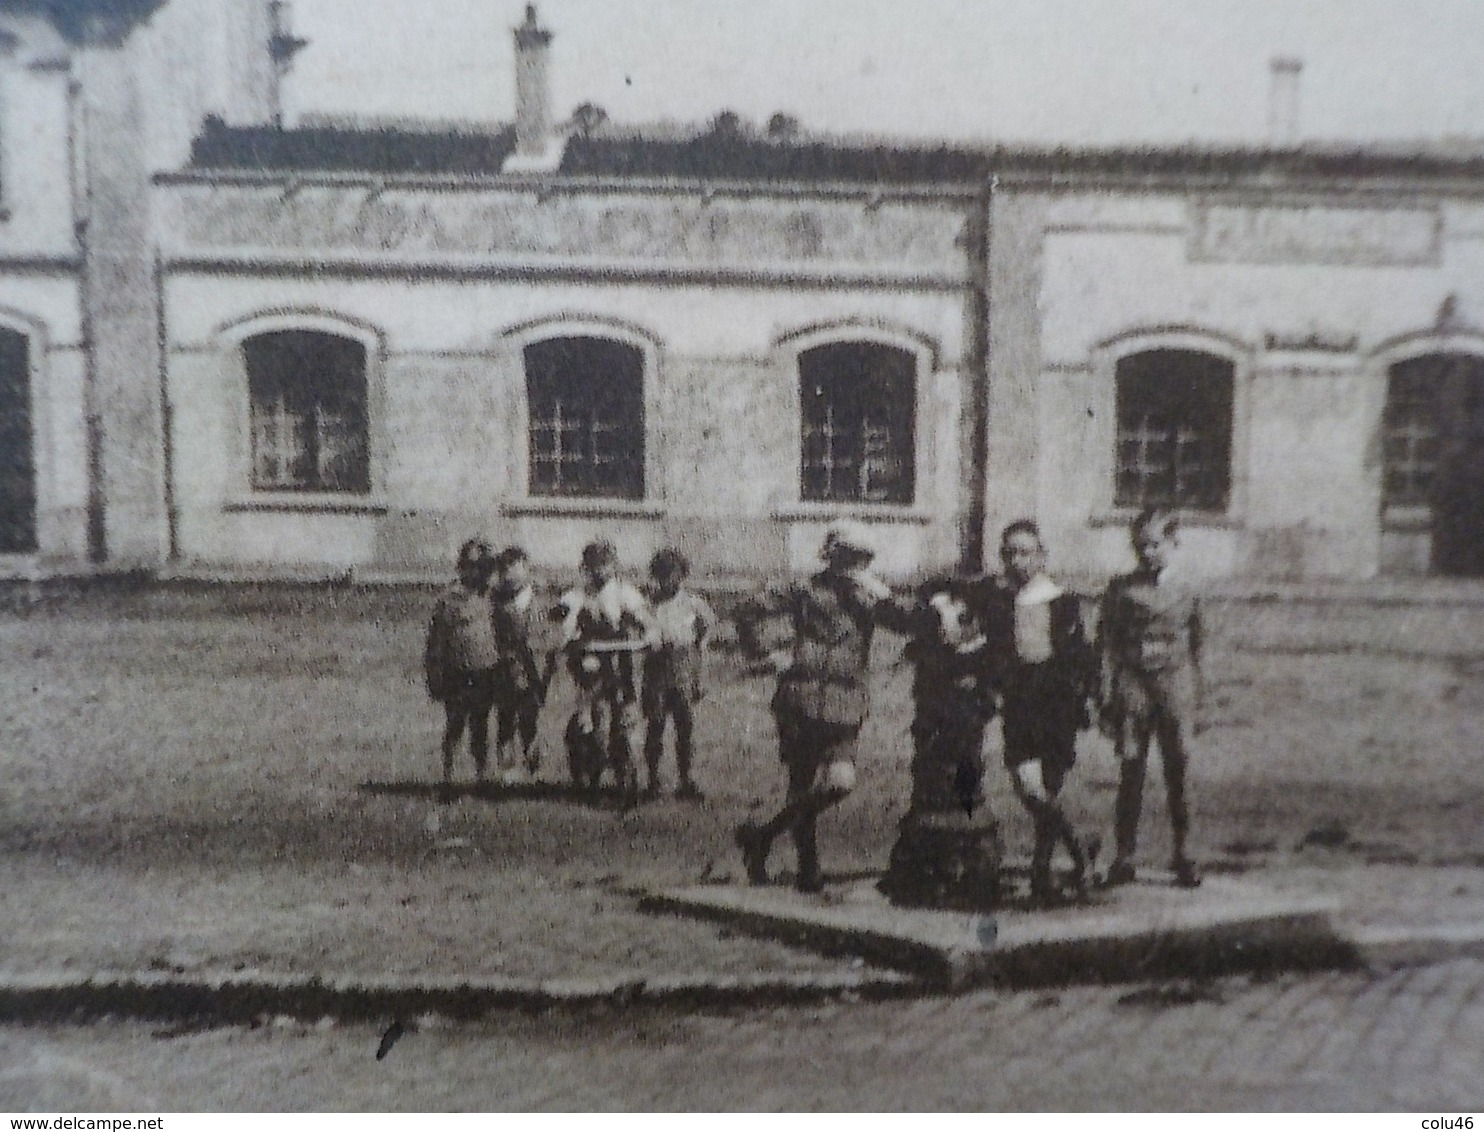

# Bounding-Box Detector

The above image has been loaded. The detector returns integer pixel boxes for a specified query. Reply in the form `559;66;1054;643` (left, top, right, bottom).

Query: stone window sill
224;494;389;515
1088;509;1244;531
1381;505;1431;533
501;497;666;519
771;502;933;525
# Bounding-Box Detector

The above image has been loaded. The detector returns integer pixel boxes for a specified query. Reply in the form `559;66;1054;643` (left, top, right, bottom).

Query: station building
4;0;1484;582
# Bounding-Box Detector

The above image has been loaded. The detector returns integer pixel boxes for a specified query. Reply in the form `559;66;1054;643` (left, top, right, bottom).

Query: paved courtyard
4;958;1483;1110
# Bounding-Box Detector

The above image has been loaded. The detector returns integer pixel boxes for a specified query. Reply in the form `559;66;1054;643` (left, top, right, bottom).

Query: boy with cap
642;547;716;801
1099;507;1205;889
734;521;914;893
424;537;501;795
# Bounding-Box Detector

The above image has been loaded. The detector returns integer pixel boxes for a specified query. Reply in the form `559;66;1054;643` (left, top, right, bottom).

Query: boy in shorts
1099;508;1205;889
556;539;656;799
490;545;558;782
733;521;914;894
423;538;501;795
980;521;1097;905
642;548;715;801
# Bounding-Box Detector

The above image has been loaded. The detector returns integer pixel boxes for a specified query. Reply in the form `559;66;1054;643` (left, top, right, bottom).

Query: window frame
1090;329;1250;528
244;330;371;495
0;308;45;554
796;339;919;507
220;312;385;511
1372;333;1484;532
523;335;647;502
501;317;663;516
1113;348;1236;514
775;323;936;522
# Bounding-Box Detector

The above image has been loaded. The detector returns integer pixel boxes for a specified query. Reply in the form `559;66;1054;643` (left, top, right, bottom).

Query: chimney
514;4;552;158
1268;56;1302;145
267;1;310;128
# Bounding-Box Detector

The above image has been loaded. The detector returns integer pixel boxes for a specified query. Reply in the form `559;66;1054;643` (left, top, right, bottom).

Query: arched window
1378;353;1484;508
1382;351;1484;576
799;342;916;505
1114;349;1234;511
524;337;645;499
245;331;369;493
0;326;34;552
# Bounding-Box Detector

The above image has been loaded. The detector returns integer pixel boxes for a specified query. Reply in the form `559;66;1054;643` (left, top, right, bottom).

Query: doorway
1431;354;1484;575
1384;352;1484;576
0;328;35;554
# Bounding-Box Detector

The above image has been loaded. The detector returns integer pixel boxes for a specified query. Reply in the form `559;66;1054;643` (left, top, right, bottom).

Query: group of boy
735;508;1204;903
425;506;1204;907
424;537;714;803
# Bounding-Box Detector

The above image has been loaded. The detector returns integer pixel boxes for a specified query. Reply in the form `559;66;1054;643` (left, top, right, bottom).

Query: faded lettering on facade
160;183;969;273
1193;202;1440;266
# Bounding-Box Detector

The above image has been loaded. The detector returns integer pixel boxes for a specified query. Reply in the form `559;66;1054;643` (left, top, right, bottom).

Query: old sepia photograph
1;0;1483;1114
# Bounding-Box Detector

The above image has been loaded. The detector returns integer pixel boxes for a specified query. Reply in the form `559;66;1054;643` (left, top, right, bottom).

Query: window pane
1383;357;1448;508
798;342;916;504
316;407;370;493
246;331;369;493
1114;350;1233;511
525;337;644;499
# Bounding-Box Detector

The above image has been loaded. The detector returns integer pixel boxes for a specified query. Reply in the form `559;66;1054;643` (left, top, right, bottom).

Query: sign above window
1192;202;1440;267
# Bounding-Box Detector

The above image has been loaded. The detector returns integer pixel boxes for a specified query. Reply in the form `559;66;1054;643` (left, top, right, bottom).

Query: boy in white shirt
557;539;656;800
980;520;1097;905
642;548;715;801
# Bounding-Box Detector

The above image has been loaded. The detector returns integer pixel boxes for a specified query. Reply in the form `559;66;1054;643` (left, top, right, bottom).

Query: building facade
5;0;1484;582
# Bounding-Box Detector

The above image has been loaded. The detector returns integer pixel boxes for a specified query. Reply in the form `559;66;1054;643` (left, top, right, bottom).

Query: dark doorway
0;329;35;554
1431;355;1484;576
1384;353;1484;576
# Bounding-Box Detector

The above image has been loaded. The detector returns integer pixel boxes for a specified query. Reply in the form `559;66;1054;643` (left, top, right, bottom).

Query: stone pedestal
880;808;1003;912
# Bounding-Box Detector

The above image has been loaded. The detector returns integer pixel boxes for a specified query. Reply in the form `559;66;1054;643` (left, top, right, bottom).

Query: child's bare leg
442;706;466;791
1159;713;1200;885
469;709;491;782
793;810;821;892
574;685;599;734
1013;760;1085;901
518;700;541;773
611;700;641;803
494;704;517;772
1110;722;1152;883
737;723;855;890
643;709;666;796
673;698;698;795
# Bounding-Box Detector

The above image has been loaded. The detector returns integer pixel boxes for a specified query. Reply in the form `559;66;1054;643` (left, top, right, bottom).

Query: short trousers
445;668;498;715
1109;665;1197;728
999;663;1083;773
774;710;859;794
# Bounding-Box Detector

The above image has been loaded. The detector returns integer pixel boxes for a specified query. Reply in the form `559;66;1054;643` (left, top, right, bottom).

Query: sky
286;0;1484;146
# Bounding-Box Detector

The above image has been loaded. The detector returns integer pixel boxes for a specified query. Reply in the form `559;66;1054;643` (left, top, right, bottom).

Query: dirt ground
2;582;1484;983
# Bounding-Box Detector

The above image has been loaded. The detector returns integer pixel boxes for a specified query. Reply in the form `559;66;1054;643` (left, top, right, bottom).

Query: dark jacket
975;576;1096;732
902;583;997;730
738;570;913;728
490;583;559;702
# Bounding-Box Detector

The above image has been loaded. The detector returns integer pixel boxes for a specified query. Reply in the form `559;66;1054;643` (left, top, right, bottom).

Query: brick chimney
513;4;552;158
1268;56;1302;145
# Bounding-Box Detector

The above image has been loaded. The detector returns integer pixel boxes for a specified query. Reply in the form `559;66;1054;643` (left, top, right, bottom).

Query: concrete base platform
641;873;1357;991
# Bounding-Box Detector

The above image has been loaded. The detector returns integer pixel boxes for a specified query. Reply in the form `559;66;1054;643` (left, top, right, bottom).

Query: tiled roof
189;116;518;176
557;132;988;184
186;115;1484;185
